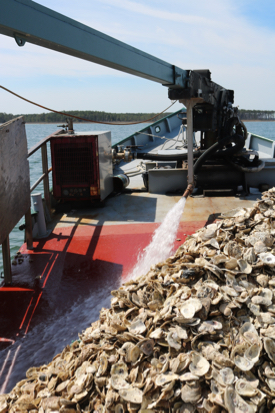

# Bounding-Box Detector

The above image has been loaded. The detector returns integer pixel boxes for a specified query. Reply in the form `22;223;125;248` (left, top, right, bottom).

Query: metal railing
27;130;62;209
1;129;62;285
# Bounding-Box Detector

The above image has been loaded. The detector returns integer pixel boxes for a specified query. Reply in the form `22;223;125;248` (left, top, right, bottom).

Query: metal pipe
182;183;194;199
31;193;47;238
185;101;195;187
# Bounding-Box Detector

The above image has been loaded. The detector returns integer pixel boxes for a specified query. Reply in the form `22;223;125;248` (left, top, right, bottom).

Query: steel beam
181;98;204;187
0;0;188;88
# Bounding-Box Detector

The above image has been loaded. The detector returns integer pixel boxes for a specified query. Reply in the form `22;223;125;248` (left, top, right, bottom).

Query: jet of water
128;197;186;281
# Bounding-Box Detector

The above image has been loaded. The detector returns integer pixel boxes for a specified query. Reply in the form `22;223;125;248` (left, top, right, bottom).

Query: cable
0;85;176;126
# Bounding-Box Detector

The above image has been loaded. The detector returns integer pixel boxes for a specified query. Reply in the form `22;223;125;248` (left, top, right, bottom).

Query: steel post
185;101;195;186
25;208;33;250
2;236;12;285
41;143;51;216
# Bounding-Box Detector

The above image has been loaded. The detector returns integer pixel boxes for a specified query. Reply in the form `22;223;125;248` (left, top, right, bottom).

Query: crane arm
0;0;189;89
0;0;234;108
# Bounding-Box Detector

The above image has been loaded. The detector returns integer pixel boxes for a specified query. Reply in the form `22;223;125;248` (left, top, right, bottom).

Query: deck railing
1;127;62;285
27;130;62;211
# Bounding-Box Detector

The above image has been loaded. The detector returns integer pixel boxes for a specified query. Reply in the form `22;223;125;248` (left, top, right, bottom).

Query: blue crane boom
0;0;233;108
0;0;188;89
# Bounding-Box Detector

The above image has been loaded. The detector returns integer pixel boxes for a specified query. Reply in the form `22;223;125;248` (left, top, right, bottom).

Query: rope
0;85;177;126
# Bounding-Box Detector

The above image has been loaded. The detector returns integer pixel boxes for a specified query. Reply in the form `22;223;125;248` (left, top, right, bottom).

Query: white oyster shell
237;259;252;274
251;288;272;306
198;320;222;333
128;318;146;335
235;379;258;397
181;381;201;404
167;331;181;350
259;252;275;267
189;352;210;377
219;367;235;385
180;298;202;319
224;386;255;413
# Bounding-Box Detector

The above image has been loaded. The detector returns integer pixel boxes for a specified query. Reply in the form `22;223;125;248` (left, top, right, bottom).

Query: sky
0;0;275;114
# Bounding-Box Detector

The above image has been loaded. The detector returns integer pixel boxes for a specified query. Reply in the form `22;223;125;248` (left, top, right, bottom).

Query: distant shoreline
1;119;274;126
23;121;150;125
21;119;275;124
243;119;275;122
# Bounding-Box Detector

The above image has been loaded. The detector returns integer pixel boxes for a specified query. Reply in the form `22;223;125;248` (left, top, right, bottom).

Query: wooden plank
0;117;30;245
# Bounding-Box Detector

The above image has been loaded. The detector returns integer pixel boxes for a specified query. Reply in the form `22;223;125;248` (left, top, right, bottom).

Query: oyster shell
180;298;202;319
251;288;272;306
224;386;255;413
181;381;201;404
264;338;275;364
259;252;275;266
237;259;252;274
189;352;210;377
119;387;143;404
167;331;181;350
235;379;258;397
111;362;128;379
219;367;235;385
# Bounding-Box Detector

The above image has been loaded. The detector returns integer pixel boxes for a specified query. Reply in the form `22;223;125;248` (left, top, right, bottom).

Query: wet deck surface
0;191;259;393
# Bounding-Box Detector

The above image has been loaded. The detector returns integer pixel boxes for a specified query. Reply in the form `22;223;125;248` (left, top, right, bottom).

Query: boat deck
0;185;260;393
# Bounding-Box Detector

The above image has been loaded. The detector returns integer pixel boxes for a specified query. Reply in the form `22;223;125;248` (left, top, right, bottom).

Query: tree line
0;109;274;124
0;110;171;124
238;110;275;120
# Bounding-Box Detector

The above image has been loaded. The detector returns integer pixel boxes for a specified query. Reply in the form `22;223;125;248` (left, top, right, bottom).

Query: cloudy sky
0;0;274;114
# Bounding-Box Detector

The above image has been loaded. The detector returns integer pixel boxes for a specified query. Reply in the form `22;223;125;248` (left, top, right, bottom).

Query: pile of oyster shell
4;189;275;412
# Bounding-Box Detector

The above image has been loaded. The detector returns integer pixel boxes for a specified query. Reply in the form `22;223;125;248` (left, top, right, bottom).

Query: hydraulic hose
193;133;245;176
226;158;265;173
136;150;204;162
